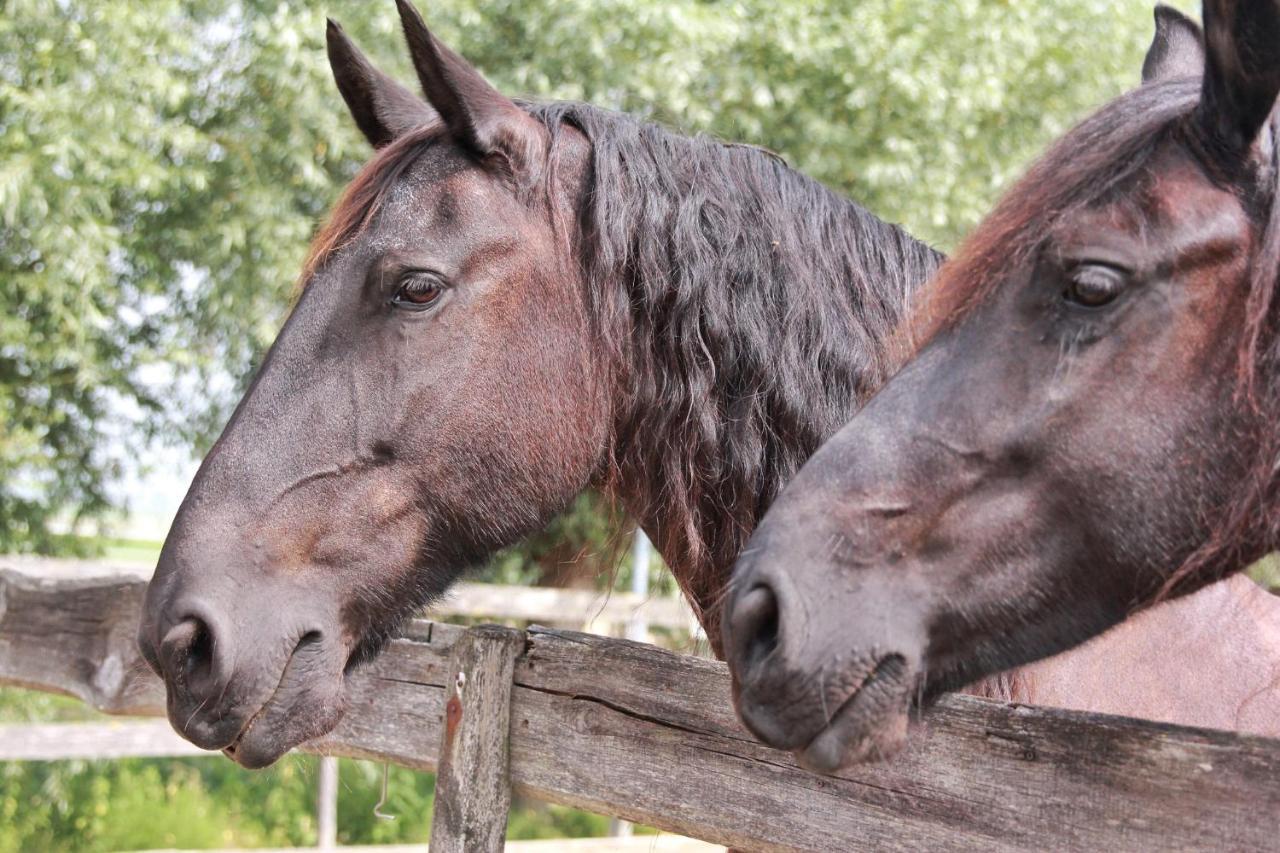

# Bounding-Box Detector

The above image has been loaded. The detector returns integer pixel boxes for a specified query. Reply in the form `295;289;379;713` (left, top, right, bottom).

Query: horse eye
1063;264;1127;308
392;273;445;311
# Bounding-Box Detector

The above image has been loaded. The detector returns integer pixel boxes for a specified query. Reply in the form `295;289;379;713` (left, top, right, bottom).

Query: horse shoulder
989;576;1280;738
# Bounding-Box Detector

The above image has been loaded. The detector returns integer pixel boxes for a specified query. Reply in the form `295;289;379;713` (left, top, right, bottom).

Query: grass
27;534;164;565
1248;554;1280;592
98;536;163;564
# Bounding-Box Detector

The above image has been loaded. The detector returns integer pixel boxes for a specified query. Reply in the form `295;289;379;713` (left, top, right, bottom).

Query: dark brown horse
723;0;1280;773
136;0;941;768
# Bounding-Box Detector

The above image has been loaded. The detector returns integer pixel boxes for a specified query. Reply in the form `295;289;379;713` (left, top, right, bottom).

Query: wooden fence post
428;624;523;853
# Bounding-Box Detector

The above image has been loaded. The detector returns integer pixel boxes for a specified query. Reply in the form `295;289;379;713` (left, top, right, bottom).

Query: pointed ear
1195;0;1280;159
327;18;436;148
395;0;544;172
1142;5;1205;84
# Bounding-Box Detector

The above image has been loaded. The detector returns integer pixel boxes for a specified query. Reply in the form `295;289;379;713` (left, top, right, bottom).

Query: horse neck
572;119;944;649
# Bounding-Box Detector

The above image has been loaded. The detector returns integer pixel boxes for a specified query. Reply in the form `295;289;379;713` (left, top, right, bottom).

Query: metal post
317;756;338;850
625;528;653;643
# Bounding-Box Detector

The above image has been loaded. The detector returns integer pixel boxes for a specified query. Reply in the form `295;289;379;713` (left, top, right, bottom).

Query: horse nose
159;614;226;700
146;605;245;750
723;565;822;750
728;582;781;679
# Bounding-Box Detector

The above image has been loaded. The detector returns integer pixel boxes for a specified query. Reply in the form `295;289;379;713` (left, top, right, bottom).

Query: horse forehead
1053;151;1249;255
382;152;527;232
339;171;525;270
1147;152;1250;235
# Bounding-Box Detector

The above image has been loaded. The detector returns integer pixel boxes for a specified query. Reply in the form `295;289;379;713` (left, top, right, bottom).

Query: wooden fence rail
0;720;208;761
0;556;698;636
3;567;1280;851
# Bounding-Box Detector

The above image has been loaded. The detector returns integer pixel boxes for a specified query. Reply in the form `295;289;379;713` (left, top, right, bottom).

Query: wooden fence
3;566;1280;851
0;555;698;638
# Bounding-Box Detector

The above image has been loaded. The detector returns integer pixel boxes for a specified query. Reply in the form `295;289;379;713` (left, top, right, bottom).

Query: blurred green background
5;0;1247;850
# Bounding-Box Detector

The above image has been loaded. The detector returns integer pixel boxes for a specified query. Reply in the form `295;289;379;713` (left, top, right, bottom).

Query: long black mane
531;102;942;615
304;100;944;623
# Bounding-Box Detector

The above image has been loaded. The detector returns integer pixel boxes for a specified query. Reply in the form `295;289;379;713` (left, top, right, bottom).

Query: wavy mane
535;103;941;618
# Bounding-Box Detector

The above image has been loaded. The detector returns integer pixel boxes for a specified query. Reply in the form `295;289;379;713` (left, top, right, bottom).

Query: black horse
137;0;941;767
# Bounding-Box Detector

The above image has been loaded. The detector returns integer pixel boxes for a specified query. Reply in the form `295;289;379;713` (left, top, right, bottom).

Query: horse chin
796;703;911;775
221;683;348;769
794;655;917;775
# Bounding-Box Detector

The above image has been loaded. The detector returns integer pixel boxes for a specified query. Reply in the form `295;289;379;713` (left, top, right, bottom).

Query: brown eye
1064;264;1127;308
392;273;445;311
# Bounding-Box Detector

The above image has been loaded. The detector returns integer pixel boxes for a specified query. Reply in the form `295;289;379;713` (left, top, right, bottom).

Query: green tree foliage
0;757;317;851
1;1;366;550
1;0;1191;551
0;752;613;851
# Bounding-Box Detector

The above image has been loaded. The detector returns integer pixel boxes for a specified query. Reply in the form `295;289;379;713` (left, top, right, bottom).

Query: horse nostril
732;583;781;674
160;616;218;691
186;620;214;681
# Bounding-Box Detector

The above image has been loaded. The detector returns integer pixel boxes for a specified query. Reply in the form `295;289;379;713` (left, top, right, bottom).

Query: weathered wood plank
0;720;211;760
511;628;1280;851
429;625;523;853
0;557;697;632
3;569;1280;852
0;568;163;715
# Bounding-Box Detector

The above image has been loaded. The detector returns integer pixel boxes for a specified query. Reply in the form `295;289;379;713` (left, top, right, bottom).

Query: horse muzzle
138;558;350;768
722;556;926;773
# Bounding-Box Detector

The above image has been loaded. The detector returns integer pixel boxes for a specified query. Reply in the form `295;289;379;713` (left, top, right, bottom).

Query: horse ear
395;0;543;172
1195;0;1280;159
1142;5;1205;84
327;19;437;148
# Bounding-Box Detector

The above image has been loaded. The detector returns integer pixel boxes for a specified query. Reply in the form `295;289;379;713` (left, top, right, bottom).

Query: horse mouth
216;634;350;769
220;702;274;768
794;654;916;774
217;684;348;769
